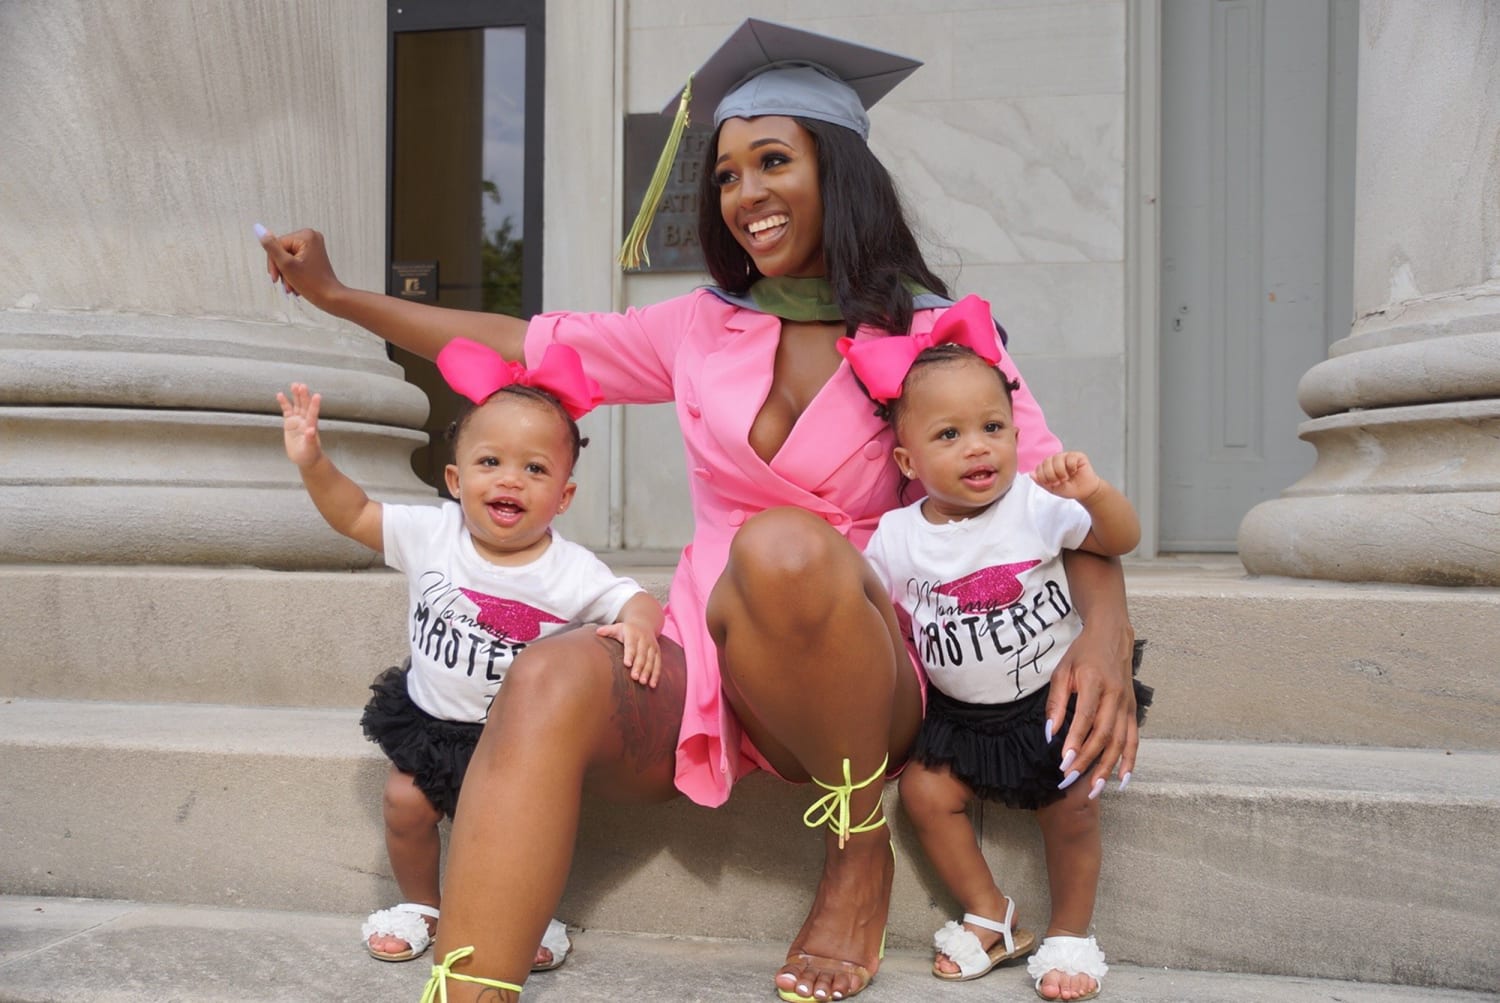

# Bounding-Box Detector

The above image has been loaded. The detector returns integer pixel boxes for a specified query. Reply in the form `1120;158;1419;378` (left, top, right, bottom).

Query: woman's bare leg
707;508;921;1001
425;629;686;1003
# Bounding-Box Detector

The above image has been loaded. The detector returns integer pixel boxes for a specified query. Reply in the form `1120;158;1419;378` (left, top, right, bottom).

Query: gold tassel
618;77;693;270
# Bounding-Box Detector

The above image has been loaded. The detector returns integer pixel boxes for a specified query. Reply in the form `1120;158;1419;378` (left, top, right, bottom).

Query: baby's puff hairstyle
879;344;1021;431
446;384;591;470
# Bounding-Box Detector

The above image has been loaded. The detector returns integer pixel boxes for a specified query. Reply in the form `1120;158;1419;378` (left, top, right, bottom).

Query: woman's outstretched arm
256;225;528;363
1048;550;1139;796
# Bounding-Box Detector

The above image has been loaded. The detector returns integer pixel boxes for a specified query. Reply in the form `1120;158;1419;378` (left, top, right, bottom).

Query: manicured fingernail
1058;770;1080;790
1088;777;1105;800
1044;720;1054;744
1119;771;1132;792
253;222;268;239
1059;748;1077;772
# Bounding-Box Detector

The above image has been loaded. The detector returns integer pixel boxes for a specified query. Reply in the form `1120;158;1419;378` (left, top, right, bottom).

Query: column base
0;408;435;569
1238;399;1500;585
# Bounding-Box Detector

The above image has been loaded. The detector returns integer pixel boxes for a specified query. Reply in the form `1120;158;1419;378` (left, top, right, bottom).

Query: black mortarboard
620;19;923;269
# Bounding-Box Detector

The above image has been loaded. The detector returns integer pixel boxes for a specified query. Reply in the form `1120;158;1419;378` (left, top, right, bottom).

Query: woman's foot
774;828;893;1001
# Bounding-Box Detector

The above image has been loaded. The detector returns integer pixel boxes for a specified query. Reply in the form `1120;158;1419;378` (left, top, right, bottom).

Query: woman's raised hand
255;225;344;310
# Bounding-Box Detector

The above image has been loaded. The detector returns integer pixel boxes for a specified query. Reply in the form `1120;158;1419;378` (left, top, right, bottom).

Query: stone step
4;561;1499;749
3;699;1497;991
3;895;1493;1003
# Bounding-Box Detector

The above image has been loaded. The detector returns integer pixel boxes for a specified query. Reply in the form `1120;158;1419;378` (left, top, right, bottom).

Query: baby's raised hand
597;622;662;689
1032;450;1102;501
277;383;324;469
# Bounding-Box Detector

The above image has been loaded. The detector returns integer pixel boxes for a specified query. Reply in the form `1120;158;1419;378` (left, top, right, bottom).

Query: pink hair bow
436;338;603;420
836;294;1002;404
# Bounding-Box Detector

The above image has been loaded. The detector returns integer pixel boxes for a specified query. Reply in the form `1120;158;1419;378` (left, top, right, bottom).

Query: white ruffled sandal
1027;935;1108;1001
361;902;439;962
530;917;573;972
931;896;1037;981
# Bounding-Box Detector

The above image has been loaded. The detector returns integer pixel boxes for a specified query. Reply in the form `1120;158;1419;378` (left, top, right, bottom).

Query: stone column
1238;1;1500;586
0;1;433;569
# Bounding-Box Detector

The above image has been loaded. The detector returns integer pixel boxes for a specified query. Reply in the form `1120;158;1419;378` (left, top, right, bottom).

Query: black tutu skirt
911;640;1152;811
360;661;483;818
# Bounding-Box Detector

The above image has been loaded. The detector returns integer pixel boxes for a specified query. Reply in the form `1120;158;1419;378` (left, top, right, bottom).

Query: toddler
841;295;1151;1002
278;338;664;970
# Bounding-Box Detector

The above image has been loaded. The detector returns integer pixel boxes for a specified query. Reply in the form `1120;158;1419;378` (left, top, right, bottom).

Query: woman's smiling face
714;115;826;278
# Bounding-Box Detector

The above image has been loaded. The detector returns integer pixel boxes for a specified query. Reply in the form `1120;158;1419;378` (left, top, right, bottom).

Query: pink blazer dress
525;288;1061;806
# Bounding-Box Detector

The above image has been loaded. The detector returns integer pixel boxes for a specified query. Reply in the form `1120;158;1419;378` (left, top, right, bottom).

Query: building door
1158;0;1357;550
387;0;545;492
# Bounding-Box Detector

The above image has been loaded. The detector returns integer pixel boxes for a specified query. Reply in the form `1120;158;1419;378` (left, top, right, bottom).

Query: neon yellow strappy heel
419;946;523;1002
778;756;890;1003
800;756;889;849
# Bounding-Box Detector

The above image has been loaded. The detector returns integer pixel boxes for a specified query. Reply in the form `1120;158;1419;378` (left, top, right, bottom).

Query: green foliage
481;178;524;316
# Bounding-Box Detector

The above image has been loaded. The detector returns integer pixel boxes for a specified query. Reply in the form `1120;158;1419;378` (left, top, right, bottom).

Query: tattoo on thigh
605;637;684;776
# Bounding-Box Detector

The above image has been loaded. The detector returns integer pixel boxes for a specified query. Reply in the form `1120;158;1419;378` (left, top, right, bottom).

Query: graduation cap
619;19;923;269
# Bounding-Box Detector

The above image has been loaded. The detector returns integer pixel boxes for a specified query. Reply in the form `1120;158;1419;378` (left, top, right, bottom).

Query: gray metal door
1159;0;1357;550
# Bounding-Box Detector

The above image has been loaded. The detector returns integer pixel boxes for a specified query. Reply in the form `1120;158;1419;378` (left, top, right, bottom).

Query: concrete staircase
2;557;1498;996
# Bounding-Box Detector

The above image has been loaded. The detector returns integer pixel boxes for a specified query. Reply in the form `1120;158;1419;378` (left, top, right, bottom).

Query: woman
260;19;1139;1002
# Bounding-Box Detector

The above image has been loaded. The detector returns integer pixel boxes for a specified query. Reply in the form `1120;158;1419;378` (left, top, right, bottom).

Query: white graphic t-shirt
864;477;1092;705
383;502;644;723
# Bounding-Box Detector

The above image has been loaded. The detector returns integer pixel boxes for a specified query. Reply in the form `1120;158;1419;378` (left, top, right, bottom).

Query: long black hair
697;116;950;336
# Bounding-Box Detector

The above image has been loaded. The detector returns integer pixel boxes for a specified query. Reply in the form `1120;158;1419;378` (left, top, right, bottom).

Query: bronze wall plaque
622;114;713;272
391;260;439;300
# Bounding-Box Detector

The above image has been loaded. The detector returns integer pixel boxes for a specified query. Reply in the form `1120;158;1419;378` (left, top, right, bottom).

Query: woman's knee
731;508;848;583
494;633;612;717
719;508;861;625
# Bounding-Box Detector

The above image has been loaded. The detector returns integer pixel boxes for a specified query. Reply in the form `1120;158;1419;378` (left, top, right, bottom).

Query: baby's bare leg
367;766;442;956
899;763;1024;973
1034;779;1103;1000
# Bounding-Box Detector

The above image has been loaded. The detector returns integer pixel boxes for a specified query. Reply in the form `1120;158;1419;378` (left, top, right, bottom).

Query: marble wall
0;0;434;568
611;1;1129;550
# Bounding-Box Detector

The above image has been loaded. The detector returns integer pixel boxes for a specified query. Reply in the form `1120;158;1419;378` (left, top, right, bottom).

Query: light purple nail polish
1059;748;1077;772
1058;770;1080;790
253;222;268;239
1088;777;1105;800
1119;771;1132;792
1044;719;1054;744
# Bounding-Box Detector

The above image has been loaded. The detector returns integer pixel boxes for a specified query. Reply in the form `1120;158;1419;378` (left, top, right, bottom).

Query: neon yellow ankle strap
802;756;889;849
419;946;523;1001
